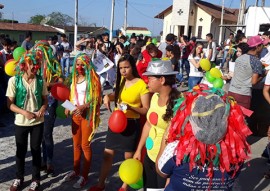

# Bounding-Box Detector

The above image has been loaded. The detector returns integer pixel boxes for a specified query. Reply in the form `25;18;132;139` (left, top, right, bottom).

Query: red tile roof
154;0;238;23
126;27;149;31
0;23;58;32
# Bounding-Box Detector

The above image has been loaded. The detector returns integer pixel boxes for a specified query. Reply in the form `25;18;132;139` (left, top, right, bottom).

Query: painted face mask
76;64;85;74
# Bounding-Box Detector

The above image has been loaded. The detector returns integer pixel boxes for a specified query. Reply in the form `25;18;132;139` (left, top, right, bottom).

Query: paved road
0;88;269;191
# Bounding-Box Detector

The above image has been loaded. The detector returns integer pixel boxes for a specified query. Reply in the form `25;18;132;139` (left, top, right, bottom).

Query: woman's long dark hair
114;54;140;107
191;42;204;58
152;75;180;122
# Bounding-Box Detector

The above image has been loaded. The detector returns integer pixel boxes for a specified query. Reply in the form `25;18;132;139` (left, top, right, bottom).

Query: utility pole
237;0;247;26
109;0;115;41
124;0;128;32
74;0;78;49
218;0;224;45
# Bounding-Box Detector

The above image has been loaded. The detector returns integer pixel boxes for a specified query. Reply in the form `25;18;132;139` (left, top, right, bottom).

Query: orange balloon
5;59;17;76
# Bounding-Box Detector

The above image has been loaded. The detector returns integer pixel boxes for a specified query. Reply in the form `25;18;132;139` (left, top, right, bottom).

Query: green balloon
213;78;224;89
205;71;216;83
129;177;143;189
56;105;66;119
13;47;26;61
152;38;158;45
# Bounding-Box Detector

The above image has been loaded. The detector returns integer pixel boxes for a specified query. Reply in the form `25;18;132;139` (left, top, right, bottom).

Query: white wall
195;7;212;39
245;6;270;37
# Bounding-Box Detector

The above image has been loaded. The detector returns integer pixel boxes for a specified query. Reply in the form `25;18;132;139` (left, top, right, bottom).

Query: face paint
76;64;85;75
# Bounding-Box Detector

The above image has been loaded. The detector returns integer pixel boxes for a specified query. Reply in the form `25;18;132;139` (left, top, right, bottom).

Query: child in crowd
136;43;162;83
133;59;179;190
7;51;48;191
157;85;251;191
89;54;150;191
62;53;102;189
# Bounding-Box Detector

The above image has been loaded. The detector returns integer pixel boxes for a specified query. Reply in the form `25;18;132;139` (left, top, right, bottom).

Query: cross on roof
177;9;183;15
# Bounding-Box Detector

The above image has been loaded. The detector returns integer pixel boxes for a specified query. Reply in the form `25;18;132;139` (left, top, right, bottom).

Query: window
198;26;202;39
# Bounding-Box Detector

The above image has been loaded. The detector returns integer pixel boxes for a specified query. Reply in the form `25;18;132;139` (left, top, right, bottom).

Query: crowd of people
0;29;270;191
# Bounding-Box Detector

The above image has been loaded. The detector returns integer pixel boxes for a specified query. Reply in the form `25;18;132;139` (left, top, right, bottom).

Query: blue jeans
61;57;70;77
42;100;57;166
181;58;190;79
221;49;228;68
188;76;203;89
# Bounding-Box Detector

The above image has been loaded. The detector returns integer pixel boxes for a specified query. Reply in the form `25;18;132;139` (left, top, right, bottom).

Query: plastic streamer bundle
167;84;252;190
16;51;41;76
70;53;102;141
33;40;62;83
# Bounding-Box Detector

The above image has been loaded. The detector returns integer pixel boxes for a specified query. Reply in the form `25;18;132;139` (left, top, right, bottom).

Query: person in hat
157;84;252;191
62;53;102;189
228;35;266;109
89;54;150;191
133;59;180;190
6;51;48;191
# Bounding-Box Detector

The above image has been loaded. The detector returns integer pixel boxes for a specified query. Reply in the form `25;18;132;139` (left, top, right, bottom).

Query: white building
245;6;270;37
155;0;238;43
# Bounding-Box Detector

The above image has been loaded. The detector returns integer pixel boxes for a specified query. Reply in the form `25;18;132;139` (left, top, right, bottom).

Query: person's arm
207;42;213;60
127;93;150;115
156;126;170;178
36;95;48;118
7;97;36;120
263;85;270;104
103;92;115;112
251;73;263;85
133;121;151;161
190;57;200;68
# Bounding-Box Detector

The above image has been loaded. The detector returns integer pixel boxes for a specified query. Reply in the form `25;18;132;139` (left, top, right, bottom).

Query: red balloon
109;110;127;133
51;83;70;101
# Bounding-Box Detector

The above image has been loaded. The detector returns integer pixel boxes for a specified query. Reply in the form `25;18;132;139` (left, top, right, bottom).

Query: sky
1;0;270;36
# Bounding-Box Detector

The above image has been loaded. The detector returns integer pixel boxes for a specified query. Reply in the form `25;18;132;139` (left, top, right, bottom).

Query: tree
28;14;46;24
28;12;73;26
47;12;73;26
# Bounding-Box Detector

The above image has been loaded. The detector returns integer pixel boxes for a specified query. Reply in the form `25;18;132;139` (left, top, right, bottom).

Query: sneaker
88;185;105;191
40;164;47;172
46;167;55;178
73;176;87;189
10;179;23;191
28;181;40;191
62;170;77;182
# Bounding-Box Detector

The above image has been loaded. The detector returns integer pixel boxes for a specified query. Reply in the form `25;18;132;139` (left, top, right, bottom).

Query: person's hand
65;109;69;117
133;150;141;161
36;106;46;118
23;110;36;120
103;95;111;112
72;105;85;116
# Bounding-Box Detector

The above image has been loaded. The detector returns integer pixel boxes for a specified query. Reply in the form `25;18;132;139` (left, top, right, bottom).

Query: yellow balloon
119;159;143;185
199;59;211;71
5;59;17;76
210;68;222;78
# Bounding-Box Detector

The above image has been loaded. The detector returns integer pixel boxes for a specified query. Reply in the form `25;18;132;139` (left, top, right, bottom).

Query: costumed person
89;54;150;191
133;59;180;190
136;43;162;83
61;53;102;188
33;40;63;177
6;51;48;191
157;84;252;191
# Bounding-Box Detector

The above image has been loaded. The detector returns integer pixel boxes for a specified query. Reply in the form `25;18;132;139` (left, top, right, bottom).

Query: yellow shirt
119;79;149;119
146;93;169;162
6;76;48;126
